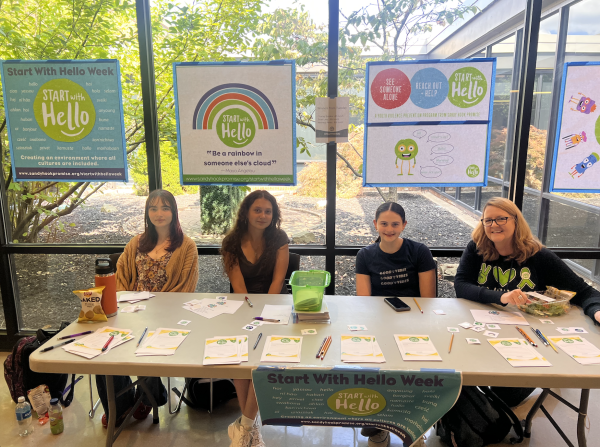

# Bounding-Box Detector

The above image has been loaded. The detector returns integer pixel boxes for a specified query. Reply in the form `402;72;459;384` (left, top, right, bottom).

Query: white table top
30;293;600;388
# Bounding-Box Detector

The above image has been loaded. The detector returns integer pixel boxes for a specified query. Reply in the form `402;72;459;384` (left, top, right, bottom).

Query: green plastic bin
289;270;331;312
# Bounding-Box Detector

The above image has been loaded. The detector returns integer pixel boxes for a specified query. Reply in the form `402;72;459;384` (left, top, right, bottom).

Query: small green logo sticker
466;164;480;178
281;338;291;343
327;388;386;416
34;79;95;142
448;67;487;108
217;109;256;148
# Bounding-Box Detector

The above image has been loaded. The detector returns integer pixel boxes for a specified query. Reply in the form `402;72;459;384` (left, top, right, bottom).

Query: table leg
105;375;116;447
577;389;590;447
524;388;550;437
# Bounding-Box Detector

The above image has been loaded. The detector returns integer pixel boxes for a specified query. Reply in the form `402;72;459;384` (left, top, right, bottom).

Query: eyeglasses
481;217;511;227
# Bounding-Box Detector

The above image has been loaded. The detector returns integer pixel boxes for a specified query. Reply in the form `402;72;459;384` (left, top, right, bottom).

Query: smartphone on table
384;297;411;312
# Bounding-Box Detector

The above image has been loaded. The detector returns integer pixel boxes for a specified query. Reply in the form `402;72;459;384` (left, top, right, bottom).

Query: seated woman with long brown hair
96;189;198;428
221;190;289;447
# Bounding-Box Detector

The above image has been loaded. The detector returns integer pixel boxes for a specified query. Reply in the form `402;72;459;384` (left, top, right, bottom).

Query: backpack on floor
438;386;524;447
172;378;237;411
4;323;77;407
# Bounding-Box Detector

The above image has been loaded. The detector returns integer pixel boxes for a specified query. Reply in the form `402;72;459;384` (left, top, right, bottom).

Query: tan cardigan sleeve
116;235;140;291
163;236;199;293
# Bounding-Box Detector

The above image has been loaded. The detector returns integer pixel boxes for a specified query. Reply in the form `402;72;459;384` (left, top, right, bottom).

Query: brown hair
138;189;184;253
472;197;543;264
220;190;282;275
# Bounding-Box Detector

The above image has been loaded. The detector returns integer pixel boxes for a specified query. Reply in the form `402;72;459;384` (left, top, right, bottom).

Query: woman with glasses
455;197;600;324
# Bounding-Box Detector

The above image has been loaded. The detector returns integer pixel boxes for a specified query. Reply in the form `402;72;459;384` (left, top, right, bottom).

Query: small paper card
348;324;367;331
177;320;191;326
447;327;460;333
471;326;486;333
539;319;554;324
486;324;501;330
467;338;481;345
302;329;318;335
459;322;473;329
473;321;485;327
242;323;259;331
216;296;227;301
484;330;499;338
556;327;588;335
394;334;442;361
433;310;446;315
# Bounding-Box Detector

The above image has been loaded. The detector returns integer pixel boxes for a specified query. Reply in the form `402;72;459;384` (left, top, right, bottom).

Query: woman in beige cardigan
97;189;198;428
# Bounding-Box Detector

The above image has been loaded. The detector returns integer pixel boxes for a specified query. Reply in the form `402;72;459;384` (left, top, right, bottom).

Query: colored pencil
320;336;332;360
316;337;328;358
541;331;559;353
516;326;537;347
448;333;454;353
413;298;423;313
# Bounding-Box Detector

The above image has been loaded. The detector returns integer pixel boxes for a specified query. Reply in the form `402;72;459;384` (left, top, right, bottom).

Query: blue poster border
0;59;128;182
363;58;496;188
549;61;600;193
172;60;297;186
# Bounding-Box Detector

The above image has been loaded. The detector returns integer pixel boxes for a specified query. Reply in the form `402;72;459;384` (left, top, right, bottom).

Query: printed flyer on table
253;367;462;447
0;60;128;182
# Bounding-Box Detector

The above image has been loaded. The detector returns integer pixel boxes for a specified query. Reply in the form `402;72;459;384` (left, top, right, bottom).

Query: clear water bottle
15;396;34;436
49;398;64;435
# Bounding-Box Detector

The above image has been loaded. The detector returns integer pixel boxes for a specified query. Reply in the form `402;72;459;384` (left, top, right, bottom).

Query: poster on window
0;60;128;182
363;59;496;187
173;61;296;185
550;62;600;193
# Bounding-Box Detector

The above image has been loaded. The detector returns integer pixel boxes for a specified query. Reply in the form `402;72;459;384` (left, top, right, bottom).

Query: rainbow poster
173;61;296;185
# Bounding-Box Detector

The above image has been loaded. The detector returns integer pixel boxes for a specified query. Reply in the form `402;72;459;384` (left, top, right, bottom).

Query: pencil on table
320;336;332;360
541;331;559;353
448;333;454;353
413;298;423;313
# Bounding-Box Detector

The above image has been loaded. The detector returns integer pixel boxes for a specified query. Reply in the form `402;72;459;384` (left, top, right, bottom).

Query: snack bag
74;286;107;323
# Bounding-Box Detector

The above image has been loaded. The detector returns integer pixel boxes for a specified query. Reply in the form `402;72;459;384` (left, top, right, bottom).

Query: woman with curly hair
221;190;289;447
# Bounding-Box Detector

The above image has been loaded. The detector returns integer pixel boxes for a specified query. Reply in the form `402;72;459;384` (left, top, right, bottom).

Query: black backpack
4;323;77;407
172;378;237;411
438;386;524;447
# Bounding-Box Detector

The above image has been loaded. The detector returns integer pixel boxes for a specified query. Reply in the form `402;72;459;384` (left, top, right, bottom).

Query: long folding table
30;293;600;447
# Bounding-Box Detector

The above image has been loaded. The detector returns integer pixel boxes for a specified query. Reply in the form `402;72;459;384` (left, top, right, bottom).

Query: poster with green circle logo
0;59;128;182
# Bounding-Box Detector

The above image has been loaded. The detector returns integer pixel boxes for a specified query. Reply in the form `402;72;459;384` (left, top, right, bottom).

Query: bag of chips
73;286;107;323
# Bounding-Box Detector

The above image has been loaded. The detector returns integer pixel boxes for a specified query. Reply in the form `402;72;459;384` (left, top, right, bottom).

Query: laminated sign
0;60;128;182
173;61;296;185
363;59;496;187
549;62;600;193
253;366;462;446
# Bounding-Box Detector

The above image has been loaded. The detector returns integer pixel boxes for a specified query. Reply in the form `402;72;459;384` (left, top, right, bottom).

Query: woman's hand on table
500;289;530;306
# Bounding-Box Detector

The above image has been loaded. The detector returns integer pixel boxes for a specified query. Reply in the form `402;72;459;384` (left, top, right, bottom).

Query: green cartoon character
394;138;418;175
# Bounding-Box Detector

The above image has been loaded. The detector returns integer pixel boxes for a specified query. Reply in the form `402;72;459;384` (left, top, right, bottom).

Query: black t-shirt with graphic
355;238;436;297
455;240;600;324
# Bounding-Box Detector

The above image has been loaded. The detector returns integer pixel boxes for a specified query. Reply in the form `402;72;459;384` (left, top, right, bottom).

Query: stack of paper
135;328;190;356
470;309;529;325
293;301;330;323
341;334;385;363
548;336;600;365
203;335;249;365
394;334;442;361
63;327;134;359
260;335;302;362
489;338;552;367
183;298;244;319
259;305;292;325
118;291;155;304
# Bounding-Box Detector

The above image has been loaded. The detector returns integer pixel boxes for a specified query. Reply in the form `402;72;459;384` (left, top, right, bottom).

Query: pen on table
516;326;537;347
41;339;75;352
448;333;454;353
101;335;114;352
320;336;332;360
137;327;148;347
253;333;263;350
57;331;92;340
245;296;253;308
316;337;328;358
254;317;280;323
413;298;423;314
540;330;559;353
531;328;548;346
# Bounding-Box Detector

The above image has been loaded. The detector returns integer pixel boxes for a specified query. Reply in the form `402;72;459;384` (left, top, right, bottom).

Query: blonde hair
472;197;543;264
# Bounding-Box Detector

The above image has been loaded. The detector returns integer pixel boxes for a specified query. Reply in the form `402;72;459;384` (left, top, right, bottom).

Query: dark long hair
221;190;282;275
374;202;406;243
138;189;184;253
